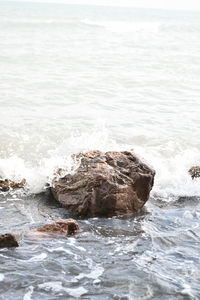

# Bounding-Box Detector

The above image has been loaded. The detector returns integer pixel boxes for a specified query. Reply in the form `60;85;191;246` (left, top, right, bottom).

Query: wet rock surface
51;150;155;217
189;166;200;179
37;219;79;236
0;233;19;248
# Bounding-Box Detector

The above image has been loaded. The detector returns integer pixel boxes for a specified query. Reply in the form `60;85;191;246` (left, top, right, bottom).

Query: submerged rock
0;179;26;192
189;166;200;179
51;150;155;217
0;233;19;248
37;219;79;236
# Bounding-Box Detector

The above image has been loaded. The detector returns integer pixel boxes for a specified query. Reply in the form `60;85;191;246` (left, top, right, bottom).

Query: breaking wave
1;130;200;198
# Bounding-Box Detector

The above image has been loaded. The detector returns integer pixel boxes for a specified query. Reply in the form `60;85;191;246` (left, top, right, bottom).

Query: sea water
0;1;200;299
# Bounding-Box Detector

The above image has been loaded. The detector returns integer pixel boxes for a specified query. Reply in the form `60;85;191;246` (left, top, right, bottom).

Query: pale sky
10;0;200;11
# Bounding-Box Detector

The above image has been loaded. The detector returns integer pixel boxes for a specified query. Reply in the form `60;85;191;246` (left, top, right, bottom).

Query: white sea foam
137;147;200;198
0;274;4;281
1;138;200;198
76;265;104;281
28;253;47;262
38;281;87;297
81;18;160;33
181;283;196;298
76;258;104;283
23;286;34;300
48;247;74;255
67;237;86;251
0;151;80;194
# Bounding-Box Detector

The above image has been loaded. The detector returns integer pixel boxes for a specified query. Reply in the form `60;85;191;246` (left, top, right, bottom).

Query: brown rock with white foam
51;150;155;217
0;179;26;192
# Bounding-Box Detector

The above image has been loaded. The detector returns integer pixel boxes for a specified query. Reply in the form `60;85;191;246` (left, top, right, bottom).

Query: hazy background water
1;0;200;196
0;1;200;299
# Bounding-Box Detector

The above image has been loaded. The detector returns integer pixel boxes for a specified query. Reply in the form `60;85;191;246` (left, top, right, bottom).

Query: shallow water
0;192;200;299
0;1;200;299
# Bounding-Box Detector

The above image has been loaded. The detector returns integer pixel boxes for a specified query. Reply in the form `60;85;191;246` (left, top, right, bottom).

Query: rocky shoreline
0;150;199;248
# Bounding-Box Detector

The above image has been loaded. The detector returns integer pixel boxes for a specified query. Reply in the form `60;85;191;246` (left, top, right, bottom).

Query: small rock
0;179;10;192
0;233;19;248
189;166;200;179
37;219;79;236
0;178;26;192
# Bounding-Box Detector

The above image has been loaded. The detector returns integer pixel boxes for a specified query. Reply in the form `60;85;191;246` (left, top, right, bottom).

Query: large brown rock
0;233;19;248
51;150;155;217
37;219;79;236
189;166;200;179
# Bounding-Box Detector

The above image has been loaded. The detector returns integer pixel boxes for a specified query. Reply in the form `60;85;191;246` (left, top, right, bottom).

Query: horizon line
3;0;200;13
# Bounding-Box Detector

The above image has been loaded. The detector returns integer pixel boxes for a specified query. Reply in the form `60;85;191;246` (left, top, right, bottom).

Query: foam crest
0;154;77;194
0;274;4;281
0;126;116;194
136;146;200;198
23;286;34;300
81;18;160;33
38;281;87;297
1;128;200;198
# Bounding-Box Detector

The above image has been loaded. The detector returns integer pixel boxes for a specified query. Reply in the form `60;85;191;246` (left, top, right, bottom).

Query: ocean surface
0;1;200;299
